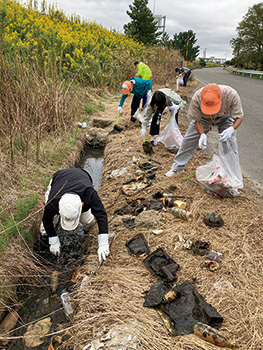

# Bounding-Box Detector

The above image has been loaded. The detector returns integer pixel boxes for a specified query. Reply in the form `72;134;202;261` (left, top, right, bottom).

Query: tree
158;32;173;49
124;0;161;45
230;3;263;70
171;30;200;61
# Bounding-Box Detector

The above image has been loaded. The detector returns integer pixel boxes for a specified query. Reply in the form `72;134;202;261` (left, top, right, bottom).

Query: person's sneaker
130;116;137;123
165;169;184;177
150;140;156;147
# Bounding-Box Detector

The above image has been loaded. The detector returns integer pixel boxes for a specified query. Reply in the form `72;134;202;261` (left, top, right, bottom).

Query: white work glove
117;106;122;113
140;128;146;137
49;236;61;256
147;90;151;99
168;103;179;113
198;134;207;149
219;126;234;142
98;234;110;263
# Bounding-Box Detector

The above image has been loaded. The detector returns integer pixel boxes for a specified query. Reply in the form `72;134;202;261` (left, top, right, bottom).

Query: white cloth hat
59;193;82;231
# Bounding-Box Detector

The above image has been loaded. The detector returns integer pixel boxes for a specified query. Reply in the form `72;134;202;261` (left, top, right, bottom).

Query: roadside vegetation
0;0;184;255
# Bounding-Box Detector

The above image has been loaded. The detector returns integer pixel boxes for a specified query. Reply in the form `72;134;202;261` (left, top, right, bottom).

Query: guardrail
225;67;263;79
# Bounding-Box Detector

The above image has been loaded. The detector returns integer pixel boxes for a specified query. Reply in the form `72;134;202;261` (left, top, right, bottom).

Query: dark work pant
131;94;148;117
150;106;166;136
183;70;191;86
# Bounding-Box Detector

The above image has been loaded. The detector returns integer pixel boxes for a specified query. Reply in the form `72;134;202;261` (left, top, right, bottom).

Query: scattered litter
177;234;192;250
143;247;180;281
205;250;223;261
48;335;63;350
162;198;186;210
152;229;163;235
214;280;234;293
50;270;59;293
200;260;220;272
122;180;151;196
194;322;237;348
167;207;193;221
0;310;19;346
121;217;136;230
125;233;150;256
83;322;142;349
144;280;223;336
204;212;224;227
23;317;52;348
108;168;128;178
71;267;84;283
191;240;210;256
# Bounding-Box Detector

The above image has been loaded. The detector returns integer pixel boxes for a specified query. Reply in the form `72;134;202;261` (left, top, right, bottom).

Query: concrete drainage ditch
1;127;106;350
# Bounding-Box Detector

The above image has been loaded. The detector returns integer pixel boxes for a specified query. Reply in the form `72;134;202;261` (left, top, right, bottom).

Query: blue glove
219;127;234;142
117;107;122;113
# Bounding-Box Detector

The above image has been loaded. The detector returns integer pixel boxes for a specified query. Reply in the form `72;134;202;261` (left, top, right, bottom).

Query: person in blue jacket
117;77;152;122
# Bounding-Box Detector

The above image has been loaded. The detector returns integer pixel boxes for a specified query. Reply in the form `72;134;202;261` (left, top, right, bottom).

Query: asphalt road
190;67;263;193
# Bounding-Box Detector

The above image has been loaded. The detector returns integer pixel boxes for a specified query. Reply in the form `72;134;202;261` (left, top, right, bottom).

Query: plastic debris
23;317;52;348
204;212;224;227
194;322;237;347
125;233;150;256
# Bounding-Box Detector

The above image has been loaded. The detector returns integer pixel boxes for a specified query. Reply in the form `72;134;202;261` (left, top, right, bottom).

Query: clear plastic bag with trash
196;140;243;198
155;108;183;150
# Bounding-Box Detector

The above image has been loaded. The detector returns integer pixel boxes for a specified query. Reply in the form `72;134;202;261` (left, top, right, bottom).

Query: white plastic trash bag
196;140;243;198
176;74;184;90
155;108;183;149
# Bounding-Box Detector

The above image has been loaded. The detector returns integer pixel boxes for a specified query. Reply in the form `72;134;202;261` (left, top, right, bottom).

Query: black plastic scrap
191;240;210;256
143;247;180;282
114;198;163;216
121;217;136;230
203;212;224;227
143;280;223;336
125;233;150;256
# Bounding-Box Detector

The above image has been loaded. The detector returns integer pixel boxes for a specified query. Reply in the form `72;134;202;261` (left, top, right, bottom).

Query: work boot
130;116;137;123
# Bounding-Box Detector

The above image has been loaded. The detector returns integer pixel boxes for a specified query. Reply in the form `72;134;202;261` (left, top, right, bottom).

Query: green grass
0;194;38;256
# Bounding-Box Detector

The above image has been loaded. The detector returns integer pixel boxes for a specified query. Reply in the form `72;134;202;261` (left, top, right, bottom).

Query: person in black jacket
40;168;109;263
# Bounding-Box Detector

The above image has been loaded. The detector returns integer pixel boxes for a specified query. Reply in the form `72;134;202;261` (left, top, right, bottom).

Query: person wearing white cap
40;168;109;263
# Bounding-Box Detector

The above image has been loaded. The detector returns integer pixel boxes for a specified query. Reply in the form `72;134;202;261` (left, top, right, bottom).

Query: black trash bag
143;279;176;307
144;280;223;335
125;233;150;256
143;247;180;282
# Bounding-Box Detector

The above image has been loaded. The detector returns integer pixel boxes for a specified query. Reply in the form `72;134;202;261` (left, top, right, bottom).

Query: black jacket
42;168;108;237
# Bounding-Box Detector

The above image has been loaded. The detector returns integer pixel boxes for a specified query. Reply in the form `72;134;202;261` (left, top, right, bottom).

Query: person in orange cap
165;84;244;176
117;77;152;122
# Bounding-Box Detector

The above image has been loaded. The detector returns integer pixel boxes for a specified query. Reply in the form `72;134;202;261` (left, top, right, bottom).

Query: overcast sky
44;0;259;60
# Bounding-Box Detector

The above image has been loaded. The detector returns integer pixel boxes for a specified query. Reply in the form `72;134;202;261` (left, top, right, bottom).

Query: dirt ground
68;78;263;350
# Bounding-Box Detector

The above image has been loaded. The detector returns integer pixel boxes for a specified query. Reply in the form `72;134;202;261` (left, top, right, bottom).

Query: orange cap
201;84;222;115
122;80;133;95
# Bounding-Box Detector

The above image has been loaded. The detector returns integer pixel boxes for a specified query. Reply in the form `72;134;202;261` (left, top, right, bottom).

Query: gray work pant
171;115;239;172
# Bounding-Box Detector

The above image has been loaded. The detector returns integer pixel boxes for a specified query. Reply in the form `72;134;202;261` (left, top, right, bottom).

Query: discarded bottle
194;322;237;348
163;290;177;304
50;271;59;293
61;290;74;318
168;207;193;221
162;198;186;210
